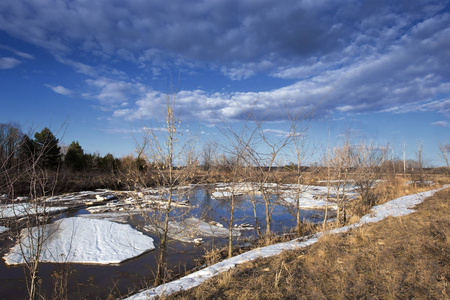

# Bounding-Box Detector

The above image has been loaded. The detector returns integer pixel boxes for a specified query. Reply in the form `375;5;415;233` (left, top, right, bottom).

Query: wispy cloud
46;84;73;96
55;56;98;77
85;78;144;104
0;57;21;69
263;129;291;137
431;121;450;128
0;45;34;59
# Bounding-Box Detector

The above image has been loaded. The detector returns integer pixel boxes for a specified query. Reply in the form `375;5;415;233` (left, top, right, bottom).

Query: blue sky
0;0;449;166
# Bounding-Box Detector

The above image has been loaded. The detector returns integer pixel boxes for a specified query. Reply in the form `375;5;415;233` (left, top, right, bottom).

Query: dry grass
169;188;450;299
347;176;447;220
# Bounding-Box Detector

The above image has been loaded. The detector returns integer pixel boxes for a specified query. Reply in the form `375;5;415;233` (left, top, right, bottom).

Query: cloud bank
0;0;449;122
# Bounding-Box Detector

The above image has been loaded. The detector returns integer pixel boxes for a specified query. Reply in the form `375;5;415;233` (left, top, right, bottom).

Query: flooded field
0;183;344;299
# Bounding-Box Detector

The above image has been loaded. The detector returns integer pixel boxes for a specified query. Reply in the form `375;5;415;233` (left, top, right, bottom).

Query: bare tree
217;114;256;257
286;111;312;235
402;140;407;176
137;85;198;285
438;141;449;174
201;142;217;172
328;130;354;226
352;141;385;207
412;141;427;186
244;118;294;244
1;123;65;300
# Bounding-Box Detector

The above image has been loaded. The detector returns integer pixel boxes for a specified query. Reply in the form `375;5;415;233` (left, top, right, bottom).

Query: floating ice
3;217;155;265
211;191;233;198
0;203;68;219
144;217;240;243
281;196;337;209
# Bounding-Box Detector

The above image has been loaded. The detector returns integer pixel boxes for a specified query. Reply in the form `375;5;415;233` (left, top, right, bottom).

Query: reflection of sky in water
155;186;329;236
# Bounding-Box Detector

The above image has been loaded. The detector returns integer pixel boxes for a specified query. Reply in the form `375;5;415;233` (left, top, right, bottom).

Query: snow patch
3;217;155;265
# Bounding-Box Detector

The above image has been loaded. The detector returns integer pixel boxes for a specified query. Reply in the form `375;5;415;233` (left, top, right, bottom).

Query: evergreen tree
18;135;36;170
65;141;85;171
34;127;61;169
99;153;120;172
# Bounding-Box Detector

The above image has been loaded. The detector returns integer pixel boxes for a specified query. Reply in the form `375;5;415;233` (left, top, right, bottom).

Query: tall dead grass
169;188;450;299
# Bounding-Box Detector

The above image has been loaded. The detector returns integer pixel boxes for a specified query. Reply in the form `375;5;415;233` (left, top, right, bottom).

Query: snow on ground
78;211;131;223
0;226;8;234
125;185;449;299
357;188;443;224
406;180;434;186
0;203;68;219
144;217;239;243
3;217;155;265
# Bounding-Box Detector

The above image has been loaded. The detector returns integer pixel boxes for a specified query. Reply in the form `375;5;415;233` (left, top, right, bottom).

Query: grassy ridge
169;188;450;299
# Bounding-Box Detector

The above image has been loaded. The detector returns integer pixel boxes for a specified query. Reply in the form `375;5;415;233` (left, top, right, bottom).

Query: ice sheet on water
281;196;337;209
78;211;131;223
0;203;68;219
3;217;155;265
211;191;233;198
144;217;240;243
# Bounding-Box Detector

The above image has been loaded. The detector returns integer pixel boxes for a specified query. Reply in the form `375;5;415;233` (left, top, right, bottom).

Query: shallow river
0;185;329;299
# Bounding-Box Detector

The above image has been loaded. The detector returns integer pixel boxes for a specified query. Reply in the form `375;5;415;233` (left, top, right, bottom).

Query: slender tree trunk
262;191;271;245
296;177;301;235
156;192;172;285
251;193;261;238
228;197;234;258
323;186;329;230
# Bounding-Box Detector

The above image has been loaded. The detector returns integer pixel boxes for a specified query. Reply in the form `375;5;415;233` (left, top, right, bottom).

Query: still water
0;185;328;299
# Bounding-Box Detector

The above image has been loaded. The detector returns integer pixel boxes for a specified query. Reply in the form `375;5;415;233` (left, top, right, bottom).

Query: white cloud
0;57;21;69
431;121;450;128
393;99;450;117
0;45;34;59
46;84;73;96
55;57;98;77
263;129;291;137
85;78;143;104
2;0;448;125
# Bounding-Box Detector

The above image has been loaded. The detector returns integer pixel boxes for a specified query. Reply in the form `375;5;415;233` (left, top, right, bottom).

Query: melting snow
144;217;239;243
211;191;233;198
3;217;155;265
0;203;68;219
281;196;337;209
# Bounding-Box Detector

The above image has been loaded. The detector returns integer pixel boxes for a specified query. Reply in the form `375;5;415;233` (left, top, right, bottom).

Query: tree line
0;123;141;173
0;123;151;197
